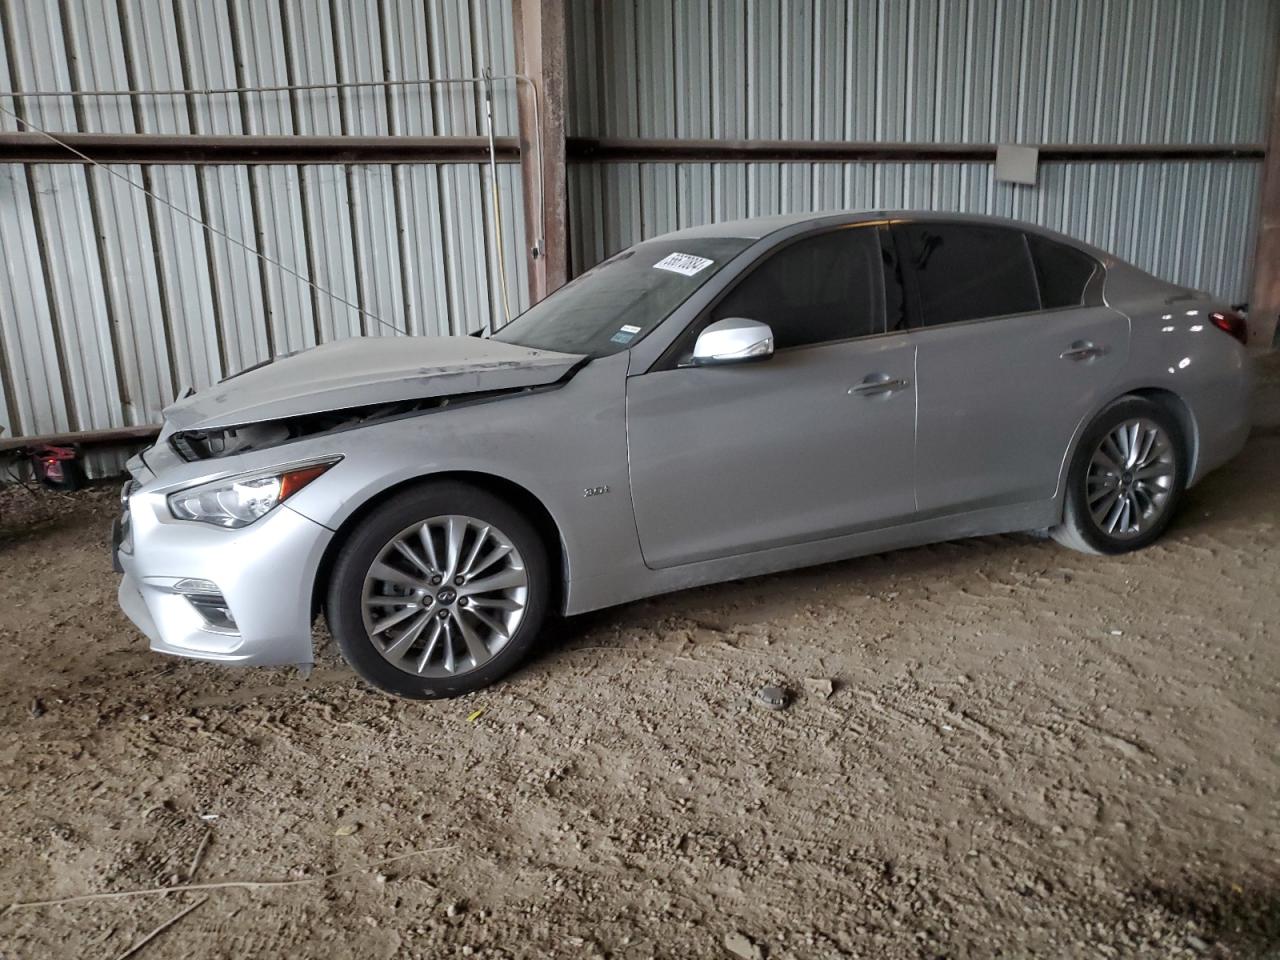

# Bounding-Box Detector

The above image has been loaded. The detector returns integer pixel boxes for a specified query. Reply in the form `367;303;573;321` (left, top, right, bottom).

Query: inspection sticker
653;252;714;276
609;325;639;345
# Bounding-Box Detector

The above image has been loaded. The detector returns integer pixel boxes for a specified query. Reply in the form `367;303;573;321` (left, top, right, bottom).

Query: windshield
493;236;753;357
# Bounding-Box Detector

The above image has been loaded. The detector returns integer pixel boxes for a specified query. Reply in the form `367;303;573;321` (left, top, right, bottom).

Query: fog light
173;579;238;633
173;578;218;595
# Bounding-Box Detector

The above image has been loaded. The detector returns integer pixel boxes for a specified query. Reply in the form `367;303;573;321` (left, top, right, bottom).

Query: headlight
167;458;340;528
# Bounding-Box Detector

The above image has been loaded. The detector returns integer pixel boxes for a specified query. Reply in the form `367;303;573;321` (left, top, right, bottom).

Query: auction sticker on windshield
653;252;714;276
610;323;643;345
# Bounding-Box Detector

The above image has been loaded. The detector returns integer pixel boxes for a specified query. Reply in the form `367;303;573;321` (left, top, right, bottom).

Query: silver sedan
115;211;1252;698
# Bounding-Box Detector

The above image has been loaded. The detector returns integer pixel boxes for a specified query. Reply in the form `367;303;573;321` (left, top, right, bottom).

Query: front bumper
116;482;333;667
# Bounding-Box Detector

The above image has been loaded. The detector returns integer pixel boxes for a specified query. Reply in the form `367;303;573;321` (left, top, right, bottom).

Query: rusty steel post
1250;63;1280;350
513;0;569;303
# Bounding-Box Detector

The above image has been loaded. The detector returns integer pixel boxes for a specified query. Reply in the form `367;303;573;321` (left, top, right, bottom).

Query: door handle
848;375;911;397
1060;341;1107;362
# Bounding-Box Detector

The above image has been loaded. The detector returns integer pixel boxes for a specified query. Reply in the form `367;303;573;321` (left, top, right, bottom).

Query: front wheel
1051;396;1187;555
327;482;550;699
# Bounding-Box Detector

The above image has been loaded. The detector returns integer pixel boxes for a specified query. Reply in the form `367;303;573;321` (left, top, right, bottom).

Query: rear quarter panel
1062;265;1251;488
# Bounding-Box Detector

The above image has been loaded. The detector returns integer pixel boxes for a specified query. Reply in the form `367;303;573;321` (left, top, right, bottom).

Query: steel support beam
0;424;159;454
566;137;1265;165
513;0;569;302
0;132;519;164
1250;64;1280;350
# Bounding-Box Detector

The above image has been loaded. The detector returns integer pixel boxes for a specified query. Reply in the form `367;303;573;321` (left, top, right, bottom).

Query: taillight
1209;310;1248;346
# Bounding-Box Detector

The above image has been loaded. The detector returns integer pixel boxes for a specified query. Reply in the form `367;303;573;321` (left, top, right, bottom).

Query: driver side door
625;224;918;569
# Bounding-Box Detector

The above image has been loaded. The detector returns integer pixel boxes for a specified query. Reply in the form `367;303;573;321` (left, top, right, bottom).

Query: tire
1051;396;1187;556
327;481;550;699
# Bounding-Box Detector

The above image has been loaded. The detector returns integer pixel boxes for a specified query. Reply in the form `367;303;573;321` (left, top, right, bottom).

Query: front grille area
170;431;215;462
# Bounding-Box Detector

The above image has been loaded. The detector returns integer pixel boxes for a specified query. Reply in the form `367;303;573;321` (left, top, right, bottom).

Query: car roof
652;209;1111;257
647;210;1192;304
655;211;862;240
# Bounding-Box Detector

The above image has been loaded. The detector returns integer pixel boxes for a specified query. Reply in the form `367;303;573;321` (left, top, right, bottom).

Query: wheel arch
310;471;569;621
1054;385;1200;521
1121;386;1199;485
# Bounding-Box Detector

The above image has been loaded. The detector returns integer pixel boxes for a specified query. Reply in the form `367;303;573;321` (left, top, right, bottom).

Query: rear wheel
1051;396;1187;555
327;482;550;699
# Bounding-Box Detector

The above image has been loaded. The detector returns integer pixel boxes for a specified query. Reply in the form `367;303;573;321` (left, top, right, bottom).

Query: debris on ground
754;684;790;710
723;930;764;960
803;677;835;699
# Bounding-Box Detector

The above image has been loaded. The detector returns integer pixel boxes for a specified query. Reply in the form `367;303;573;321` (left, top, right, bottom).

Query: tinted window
1028;233;1098;309
900;223;1040;327
881;228;908;331
709;227;886;349
493;236;752;358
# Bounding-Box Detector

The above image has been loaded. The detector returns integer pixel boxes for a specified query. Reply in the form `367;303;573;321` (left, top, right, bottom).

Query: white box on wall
995;145;1040;186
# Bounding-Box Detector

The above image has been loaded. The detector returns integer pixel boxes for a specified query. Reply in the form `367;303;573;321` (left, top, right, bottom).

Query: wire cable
0;101;406;337
1;73;546;261
482;70;513;327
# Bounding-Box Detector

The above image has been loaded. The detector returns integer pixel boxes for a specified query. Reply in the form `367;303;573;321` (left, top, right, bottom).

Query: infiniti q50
114;212;1251;698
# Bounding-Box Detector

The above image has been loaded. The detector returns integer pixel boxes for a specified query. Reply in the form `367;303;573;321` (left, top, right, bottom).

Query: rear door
625;224;918;568
896;221;1128;514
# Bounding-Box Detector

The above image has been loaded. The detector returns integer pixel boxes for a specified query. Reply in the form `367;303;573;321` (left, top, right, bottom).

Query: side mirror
691;318;774;366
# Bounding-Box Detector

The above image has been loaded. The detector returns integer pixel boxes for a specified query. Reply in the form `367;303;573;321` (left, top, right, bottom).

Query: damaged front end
167;381;577;462
119;334;590;676
170;394;456;462
160;335;586;439
162;337;589;463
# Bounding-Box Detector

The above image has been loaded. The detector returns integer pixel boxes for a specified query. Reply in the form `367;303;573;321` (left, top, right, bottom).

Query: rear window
899;223;1040;327
1027;233;1099;309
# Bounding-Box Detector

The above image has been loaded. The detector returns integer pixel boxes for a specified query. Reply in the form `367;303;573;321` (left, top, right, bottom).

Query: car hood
163;336;584;431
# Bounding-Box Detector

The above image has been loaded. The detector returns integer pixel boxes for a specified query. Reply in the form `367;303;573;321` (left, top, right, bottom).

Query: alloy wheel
360;515;528;677
1085;417;1177;540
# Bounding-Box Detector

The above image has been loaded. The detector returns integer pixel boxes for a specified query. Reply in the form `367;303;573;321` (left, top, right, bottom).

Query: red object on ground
30;444;84;491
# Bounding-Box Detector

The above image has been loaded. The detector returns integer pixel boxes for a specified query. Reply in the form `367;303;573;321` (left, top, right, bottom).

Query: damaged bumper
116;471;332;667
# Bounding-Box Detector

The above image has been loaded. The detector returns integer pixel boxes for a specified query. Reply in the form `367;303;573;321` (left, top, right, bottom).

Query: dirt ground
1;359;1278;960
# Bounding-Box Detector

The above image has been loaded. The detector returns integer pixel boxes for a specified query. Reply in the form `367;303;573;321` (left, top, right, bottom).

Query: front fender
280;353;641;601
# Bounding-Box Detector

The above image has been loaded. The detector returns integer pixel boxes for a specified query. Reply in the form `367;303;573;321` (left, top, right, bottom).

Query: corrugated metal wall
569;159;1263;299
2;0;1277;475
0;0;528;468
566;0;1279;299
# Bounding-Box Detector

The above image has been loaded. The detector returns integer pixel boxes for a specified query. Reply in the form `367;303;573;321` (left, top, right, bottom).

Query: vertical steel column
1251;64;1280;350
513;0;568;303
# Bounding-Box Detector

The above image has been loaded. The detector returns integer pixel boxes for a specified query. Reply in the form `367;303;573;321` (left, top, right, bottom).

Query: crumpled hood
163;335;584;432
